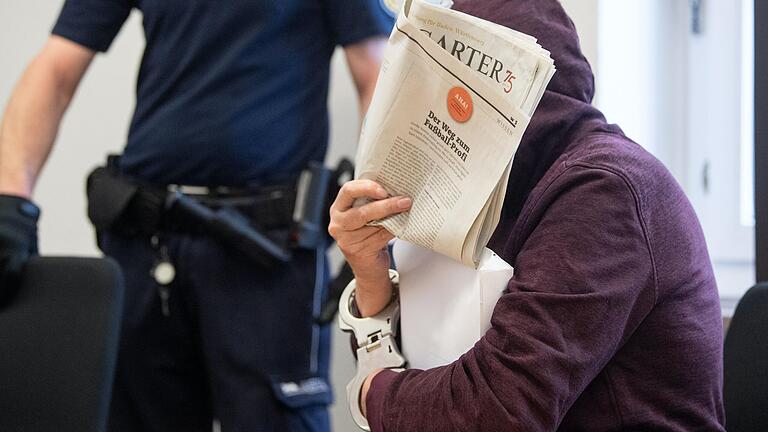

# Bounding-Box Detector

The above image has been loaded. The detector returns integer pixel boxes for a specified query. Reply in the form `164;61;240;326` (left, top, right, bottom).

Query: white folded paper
392;240;514;370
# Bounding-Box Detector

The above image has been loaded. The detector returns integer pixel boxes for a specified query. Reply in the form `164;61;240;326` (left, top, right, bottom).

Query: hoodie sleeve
366;165;658;431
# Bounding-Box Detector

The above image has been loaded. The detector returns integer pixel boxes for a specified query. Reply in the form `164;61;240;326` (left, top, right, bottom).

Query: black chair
723;282;768;432
0;257;124;432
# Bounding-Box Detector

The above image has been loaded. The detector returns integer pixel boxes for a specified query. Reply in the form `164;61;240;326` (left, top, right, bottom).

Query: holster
86;158;166;244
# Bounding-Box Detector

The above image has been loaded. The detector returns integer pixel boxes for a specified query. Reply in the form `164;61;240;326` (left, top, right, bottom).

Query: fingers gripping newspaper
356;0;555;268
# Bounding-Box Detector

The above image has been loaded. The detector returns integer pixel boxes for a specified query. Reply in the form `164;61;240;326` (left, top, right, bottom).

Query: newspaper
356;0;555;267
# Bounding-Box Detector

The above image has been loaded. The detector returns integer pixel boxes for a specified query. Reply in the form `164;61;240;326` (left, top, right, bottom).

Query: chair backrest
723;282;768;432
0;257;124;432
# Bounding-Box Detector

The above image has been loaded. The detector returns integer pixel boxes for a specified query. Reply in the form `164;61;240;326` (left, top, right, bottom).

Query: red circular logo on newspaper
447;86;473;123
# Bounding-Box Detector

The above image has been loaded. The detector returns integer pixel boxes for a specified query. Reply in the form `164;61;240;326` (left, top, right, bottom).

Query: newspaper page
356;0;554;267
407;1;554;115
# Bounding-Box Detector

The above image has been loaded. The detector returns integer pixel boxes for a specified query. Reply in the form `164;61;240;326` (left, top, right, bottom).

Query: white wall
595;0;690;183
594;0;756;311
561;0;599;81
684;0;755;308
0;1;599;431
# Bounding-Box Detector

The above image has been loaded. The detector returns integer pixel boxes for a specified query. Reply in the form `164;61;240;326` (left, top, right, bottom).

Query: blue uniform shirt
52;0;393;186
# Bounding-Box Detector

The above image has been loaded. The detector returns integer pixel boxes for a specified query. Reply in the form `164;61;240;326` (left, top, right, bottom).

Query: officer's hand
328;180;411;317
0;195;40;306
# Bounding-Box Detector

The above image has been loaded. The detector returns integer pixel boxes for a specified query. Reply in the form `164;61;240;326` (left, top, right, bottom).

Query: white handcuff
338;269;407;431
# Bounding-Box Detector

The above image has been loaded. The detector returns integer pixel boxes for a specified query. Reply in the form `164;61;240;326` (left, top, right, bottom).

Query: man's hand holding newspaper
331;0;554;314
328;180;412;317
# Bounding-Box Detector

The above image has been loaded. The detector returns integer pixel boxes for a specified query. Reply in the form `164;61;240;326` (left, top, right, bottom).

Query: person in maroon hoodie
327;0;727;430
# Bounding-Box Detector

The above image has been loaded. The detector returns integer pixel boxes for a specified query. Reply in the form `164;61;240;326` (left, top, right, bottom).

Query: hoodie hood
452;0;623;242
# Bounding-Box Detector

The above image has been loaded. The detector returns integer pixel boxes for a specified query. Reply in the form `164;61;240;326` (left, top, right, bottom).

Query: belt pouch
86;166;166;241
86;167;139;232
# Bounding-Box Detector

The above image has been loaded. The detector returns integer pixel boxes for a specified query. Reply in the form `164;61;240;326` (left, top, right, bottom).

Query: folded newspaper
356;0;555;267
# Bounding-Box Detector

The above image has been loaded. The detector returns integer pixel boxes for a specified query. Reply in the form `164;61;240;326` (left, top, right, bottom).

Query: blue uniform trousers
101;231;332;432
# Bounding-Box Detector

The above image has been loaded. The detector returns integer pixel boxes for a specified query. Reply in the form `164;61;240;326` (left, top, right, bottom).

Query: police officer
0;1;394;430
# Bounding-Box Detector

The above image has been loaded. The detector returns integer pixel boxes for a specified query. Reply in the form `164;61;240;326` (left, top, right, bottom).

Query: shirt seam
513;154;659;306
567;161;659;306
337;28;390;47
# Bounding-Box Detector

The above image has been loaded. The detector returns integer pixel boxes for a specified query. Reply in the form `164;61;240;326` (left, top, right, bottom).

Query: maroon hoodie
365;1;726;430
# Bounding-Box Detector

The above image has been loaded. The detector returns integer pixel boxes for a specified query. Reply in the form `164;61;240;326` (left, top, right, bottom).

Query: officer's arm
0;36;95;199
343;36;387;116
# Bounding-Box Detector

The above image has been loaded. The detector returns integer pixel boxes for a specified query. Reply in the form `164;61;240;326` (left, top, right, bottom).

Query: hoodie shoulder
563;132;681;211
546;132;713;301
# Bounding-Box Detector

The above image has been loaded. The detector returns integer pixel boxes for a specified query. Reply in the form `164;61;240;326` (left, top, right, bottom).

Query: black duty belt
86;158;298;267
86;154;358;318
164;183;297;233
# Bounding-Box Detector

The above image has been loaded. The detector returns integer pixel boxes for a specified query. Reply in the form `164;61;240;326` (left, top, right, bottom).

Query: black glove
0;194;40;306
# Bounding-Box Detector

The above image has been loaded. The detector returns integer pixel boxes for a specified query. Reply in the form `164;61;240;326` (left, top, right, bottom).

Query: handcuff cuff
338;269;407;431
